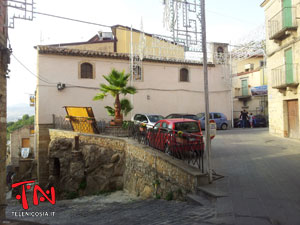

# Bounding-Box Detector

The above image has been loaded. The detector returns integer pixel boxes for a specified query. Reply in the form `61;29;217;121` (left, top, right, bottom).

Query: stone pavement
205;128;300;225
6;191;216;225
4;128;300;225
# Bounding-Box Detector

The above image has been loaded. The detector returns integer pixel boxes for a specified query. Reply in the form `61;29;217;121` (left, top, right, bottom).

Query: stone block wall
49;129;207;200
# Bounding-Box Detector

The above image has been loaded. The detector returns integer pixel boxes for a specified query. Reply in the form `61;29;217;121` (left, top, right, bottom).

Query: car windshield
147;115;164;122
174;122;200;133
196;113;205;118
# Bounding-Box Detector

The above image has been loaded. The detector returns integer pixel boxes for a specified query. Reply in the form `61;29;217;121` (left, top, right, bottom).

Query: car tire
221;123;228;130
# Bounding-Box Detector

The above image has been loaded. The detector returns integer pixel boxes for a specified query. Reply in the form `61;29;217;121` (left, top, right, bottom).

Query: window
213;113;222;119
180;68;189;82
217;47;224;54
133;65;142;81
80;62;93;79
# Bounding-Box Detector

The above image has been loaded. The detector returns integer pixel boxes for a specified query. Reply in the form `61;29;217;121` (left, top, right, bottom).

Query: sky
7;0;265;107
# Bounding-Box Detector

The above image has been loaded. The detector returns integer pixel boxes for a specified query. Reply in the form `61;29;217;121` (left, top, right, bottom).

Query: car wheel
221;123;228;130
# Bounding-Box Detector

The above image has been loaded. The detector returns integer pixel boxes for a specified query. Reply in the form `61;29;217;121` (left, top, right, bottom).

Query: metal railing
268;7;297;39
130;126;205;171
234;88;251;98
271;63;299;88
53;115;205;171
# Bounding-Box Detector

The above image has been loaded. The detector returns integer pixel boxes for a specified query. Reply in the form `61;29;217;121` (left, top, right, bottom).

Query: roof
36;45;215;66
260;0;270;7
161;118;199;123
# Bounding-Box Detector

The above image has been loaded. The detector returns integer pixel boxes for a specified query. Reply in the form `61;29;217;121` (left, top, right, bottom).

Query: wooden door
22;138;30;148
287;100;299;139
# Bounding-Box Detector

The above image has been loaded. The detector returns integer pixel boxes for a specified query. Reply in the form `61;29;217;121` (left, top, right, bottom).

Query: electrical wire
11;53;56;84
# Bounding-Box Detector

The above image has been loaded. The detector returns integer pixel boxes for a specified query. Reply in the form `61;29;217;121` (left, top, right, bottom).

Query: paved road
209;128;300;225
5;128;300;225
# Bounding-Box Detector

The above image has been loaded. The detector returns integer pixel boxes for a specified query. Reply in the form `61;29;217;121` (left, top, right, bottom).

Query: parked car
165;113;199;120
131;113;164;128
197;112;228;130
147;119;204;155
253;115;268;127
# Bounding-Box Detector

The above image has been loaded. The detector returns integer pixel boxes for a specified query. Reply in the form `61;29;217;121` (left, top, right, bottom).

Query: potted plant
139;123;147;132
176;131;186;144
93;69;137;126
65;115;71;121
86;117;93;124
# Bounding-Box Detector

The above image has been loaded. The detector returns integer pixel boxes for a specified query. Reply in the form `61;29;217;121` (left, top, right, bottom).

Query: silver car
131;113;164;128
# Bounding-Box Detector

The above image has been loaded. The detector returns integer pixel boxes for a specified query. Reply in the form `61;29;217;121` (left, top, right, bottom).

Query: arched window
180;68;189;82
80;62;93;79
217;46;224;54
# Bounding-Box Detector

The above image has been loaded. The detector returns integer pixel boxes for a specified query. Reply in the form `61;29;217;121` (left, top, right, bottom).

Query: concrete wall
49;129;207;200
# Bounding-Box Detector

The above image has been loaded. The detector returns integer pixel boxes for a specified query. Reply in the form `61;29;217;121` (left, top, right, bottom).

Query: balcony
234;88;251;100
268;7;297;41
271;64;299;89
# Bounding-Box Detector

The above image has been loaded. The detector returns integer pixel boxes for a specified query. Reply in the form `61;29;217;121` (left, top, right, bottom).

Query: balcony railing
234;88;251;100
271;64;299;89
268;7;297;40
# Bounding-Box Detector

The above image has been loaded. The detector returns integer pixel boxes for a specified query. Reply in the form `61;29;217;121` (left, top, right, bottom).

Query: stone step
186;193;213;207
197;185;228;199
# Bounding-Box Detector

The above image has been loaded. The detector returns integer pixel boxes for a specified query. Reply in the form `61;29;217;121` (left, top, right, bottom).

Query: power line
11;53;55;84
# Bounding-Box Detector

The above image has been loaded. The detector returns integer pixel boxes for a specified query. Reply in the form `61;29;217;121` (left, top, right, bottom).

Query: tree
93;69;136;125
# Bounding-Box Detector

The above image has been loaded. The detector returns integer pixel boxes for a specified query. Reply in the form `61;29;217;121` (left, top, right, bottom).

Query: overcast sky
7;0;265;107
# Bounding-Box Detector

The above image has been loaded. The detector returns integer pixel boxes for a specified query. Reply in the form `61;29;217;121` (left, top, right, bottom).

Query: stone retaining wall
49;129;207;200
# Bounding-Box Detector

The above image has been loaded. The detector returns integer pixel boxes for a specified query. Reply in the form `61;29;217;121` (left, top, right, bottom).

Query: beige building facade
262;0;300;139
232;56;268;119
34;26;232;186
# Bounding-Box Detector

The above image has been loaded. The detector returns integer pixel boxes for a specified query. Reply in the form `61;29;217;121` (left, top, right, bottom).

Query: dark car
165;113;198;120
234;115;268;128
253;115;268;127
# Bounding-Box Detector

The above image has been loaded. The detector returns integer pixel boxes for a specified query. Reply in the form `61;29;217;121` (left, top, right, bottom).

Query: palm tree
93;69;136;125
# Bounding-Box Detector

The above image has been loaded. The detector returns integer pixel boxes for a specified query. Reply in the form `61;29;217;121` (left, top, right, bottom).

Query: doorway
287;100;299;138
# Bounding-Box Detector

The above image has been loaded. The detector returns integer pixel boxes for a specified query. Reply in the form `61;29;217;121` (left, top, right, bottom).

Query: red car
147;119;204;156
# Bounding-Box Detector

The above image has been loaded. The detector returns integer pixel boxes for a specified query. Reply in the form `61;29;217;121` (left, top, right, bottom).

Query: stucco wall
36;54;232;124
49;129;207;200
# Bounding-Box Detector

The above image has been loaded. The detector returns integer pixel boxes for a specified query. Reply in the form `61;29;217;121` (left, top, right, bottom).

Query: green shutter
283;0;292;27
285;48;293;84
242;80;248;96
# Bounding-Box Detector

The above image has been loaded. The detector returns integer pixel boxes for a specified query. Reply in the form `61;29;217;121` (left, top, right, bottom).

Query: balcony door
241;80;248;96
283;0;292;27
285;48;293;84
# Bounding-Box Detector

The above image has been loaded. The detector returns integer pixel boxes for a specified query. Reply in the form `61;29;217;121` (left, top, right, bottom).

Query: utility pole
200;0;212;183
0;0;35;219
0;0;9;219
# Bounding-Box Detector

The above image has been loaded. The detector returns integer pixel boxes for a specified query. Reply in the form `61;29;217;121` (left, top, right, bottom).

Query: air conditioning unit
244;63;254;71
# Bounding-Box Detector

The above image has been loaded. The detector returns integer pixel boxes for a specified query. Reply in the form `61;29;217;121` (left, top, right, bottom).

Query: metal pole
130;26;134;119
229;47;234;128
200;0;212;183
